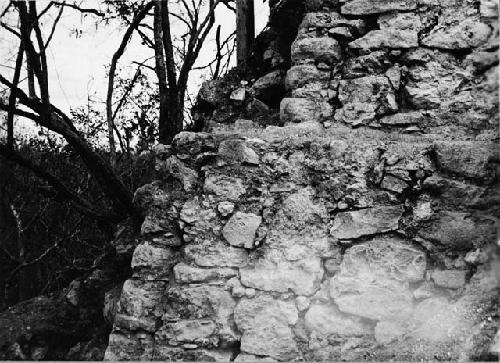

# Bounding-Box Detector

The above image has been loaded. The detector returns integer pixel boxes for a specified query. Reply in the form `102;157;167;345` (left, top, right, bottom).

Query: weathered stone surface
204;175;246;200
349;30;418;49
184;241;248;267
433;141;496;179
240;252;323;295
173;263;238;284
162;156;198;192
230;87;246;102
300;12;366;33
379;111;423;126
105;332;154;361
408;297;472;343
222;212;262;248
335;76;397;125
234;296;298;331
280;98;334;123
115;280;166;332
422;20;491;50
240;314;298;360
163;285;238;345
218;139;259;165
378;12;422;31
430;269;467;289
235;296;299;360
330;205;403;239
217;201;234;217
234;353;277;362
341;0;417;15
305;303;372;336
417;211;496;249
285;65;330;90
291;37;342;64
330;237;426;321
153;346;233;361
131;242;176;279
342;51;392;79
380;175;407;193
374;320;406;344
156;319;216;346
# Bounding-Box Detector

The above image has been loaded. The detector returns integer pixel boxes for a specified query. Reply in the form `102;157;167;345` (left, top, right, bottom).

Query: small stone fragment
217;201;235;217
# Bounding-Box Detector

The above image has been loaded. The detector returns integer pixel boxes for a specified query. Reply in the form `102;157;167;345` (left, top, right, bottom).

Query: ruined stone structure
105;0;499;360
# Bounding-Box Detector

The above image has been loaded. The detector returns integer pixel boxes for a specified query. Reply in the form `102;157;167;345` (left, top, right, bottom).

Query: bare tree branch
44;4;64;49
52;1;105;18
106;1;154;164
6;40;24;149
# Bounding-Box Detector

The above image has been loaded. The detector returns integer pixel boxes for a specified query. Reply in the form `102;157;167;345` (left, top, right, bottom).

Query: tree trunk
153;2;170;145
236;0;255;66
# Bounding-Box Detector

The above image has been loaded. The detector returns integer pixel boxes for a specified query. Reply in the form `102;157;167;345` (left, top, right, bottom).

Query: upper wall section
281;0;499;141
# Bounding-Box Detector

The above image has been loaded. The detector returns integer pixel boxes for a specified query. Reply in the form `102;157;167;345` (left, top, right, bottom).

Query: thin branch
6;40;24;149
52;1;105;17
44;4;64;49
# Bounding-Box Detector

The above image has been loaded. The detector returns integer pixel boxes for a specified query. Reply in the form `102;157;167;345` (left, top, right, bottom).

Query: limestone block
330;205;404;239
184;241;248;267
335;76;397;125
235;296;299;360
204;175;247;201
173;263;238;284
240;252;323;295
430;269;467;289
285;64;330;90
422;20;491;50
305;303;372;336
341;0;417;15
222;212;262;248
330;237;426;321
349;29;418;49
218;139;259;165
291;37;342;64
280;98;333;123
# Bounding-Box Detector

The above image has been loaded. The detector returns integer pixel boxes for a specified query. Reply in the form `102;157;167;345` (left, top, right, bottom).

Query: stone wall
105;0;499;360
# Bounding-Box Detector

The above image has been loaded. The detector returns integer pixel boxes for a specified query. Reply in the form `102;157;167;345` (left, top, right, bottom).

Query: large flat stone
184;240;248;267
330;205;404;239
330;237;426;321
240;251;323;295
280;98;334;123
349;29;418;49
235;296;299;360
305;303;372;336
422;20;491;50
341;0;417;15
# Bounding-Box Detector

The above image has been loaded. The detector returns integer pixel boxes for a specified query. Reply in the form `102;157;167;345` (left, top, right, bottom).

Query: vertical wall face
105;0;499;361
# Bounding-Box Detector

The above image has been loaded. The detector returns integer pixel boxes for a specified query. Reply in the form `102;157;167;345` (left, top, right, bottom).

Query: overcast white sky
0;0;269;115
